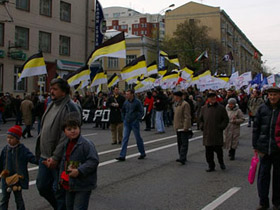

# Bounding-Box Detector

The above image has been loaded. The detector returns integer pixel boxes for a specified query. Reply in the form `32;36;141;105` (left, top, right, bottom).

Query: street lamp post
156;4;175;68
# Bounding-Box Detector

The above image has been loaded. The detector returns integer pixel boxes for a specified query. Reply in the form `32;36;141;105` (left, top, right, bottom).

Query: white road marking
83;133;97;137
0;122;248;194
201;187;241;210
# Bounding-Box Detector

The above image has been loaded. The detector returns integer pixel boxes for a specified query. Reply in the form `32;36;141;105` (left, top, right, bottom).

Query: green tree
162;19;227;74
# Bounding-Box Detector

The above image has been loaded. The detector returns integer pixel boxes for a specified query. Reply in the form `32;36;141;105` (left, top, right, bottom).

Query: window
108;57;118;69
134;31;138;36
15;26;29;49
60;1;71;22
59;35;70;56
113;13;120;18
16;0;29;11
121;25;127;30
39;31;51;53
134;24;138;28
141;30;144;35
40;0;52;17
0;23;4;46
0;64;3;92
14;66;26;91
126;55;136;65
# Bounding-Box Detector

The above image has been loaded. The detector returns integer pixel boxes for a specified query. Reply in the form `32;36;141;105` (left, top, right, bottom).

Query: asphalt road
0;119;265;210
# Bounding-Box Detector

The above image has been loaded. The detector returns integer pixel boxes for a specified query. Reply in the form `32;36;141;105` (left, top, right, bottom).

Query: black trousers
145;112;151;129
205;146;224;169
257;153;280;207
177;131;189;162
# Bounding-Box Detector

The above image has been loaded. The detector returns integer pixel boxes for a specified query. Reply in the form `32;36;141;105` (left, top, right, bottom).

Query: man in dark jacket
154;88;167;134
253;87;280;210
199;92;229;172
107;87;125;144
116;89;146;161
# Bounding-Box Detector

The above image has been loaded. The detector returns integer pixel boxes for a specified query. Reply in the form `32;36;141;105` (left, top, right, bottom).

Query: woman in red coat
143;92;154;131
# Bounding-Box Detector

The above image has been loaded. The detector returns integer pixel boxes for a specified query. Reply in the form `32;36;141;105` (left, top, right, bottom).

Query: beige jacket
173;100;191;131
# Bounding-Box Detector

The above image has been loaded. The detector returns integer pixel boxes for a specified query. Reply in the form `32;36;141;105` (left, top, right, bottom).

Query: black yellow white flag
90;69;107;87
87;32;126;66
147;61;158;76
17;52;47;82
107;73;120;88
121;55;147;80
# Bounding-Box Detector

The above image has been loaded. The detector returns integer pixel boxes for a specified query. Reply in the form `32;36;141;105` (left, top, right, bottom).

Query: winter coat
35;95;81;162
0;144;38;189
224;104;245;149
59;135;99;191
154;93;167;111
253;101;280;155
122;97;144;123
199;102;229;146
20;99;34;125
248;97;264;116
107;94;125;124
173;100;191;131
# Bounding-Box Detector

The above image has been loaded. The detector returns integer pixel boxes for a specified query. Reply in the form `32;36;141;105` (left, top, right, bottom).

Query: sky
101;0;280;74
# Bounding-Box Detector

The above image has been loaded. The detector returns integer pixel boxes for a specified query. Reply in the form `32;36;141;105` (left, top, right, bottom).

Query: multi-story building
104;7;165;40
165;1;262;74
0;0;95;95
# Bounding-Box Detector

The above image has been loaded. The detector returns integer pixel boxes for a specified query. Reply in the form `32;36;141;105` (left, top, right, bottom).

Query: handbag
248;151;259;184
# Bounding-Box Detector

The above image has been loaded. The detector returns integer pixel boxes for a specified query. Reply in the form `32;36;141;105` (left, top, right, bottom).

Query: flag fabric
223;52;234;61
159;50;168;57
194;50;208;62
147;61;158;76
96;84;102;93
254;51;258;59
167;55;180;67
107;73;120;88
250;73;263;86
236;71;252;89
158;66;168;77
161;71;179;89
125;75;139;84
121;55;147;80
17;52;47;82
87;32;126;66
64;65;90;87
267;74;275;86
181;67;193;81
90;69;107;87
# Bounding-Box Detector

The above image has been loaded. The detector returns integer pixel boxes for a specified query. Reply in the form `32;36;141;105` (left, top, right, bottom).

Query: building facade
104;7;165;40
0;0;96;95
165;1;262;75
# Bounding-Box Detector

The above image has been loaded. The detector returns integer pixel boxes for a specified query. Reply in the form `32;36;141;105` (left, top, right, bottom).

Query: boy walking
0;125;38;210
59;117;99;210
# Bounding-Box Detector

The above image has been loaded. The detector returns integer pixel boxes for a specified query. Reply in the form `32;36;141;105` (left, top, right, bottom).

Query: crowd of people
0;79;279;210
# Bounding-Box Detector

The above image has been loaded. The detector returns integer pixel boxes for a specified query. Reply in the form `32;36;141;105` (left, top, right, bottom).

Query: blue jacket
59;135;99;191
0;144;38;189
122;97;144;123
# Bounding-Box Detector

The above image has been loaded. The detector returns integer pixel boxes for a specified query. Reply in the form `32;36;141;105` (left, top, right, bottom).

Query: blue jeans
66;191;91;210
0;189;25;210
36;158;66;210
155;111;165;132
119;120;146;158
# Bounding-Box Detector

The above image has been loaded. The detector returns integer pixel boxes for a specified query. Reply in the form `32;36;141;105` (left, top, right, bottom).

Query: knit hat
7;125;22;140
228;98;237;105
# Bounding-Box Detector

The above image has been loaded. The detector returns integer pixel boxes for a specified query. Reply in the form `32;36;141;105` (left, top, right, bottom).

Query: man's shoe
206;168;215;172
27;135;33;138
176;159;185;165
22;135;26;139
256;205;269;210
248;124;251;127
138;154;146;159
111;142;117;145
118;141;122;144
144;128;151;131
116;157;126;161
220;164;226;170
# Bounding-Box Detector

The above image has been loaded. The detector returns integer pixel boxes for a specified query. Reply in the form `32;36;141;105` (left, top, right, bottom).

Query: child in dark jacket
60;117;99;210
0;125;38;209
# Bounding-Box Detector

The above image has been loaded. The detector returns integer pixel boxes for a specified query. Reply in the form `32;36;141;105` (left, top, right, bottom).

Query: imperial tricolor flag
147;61;158;76
107;73;120;88
121;55;147;80
223;51;234;62
87;32;126;66
64;65;90;87
167;55;180;67
17;52;47;82
90;69;107;87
